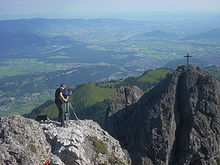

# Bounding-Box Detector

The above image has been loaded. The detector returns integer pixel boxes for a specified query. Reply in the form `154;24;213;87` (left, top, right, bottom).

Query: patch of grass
98;62;110;66
89;136;108;155
89;136;126;165
48;55;73;59
109;154;125;165
87;45;107;51
114;55;129;59
28;143;37;153
215;157;220;165
165;105;172;112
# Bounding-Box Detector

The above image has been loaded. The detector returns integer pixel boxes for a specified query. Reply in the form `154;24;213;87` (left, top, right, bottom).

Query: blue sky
0;0;220;19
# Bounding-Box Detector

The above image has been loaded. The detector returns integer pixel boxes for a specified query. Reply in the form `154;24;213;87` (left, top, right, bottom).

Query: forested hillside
203;65;220;80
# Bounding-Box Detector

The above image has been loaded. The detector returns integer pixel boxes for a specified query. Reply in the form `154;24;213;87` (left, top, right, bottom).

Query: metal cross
184;53;192;65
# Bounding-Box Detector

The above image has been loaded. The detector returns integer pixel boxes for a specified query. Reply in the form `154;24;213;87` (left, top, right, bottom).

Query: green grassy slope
125;68;171;91
71;83;115;109
202;66;220;80
98;68;171;92
26;83;115;125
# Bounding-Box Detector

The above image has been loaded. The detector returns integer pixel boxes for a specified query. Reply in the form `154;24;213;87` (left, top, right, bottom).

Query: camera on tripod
63;89;73;98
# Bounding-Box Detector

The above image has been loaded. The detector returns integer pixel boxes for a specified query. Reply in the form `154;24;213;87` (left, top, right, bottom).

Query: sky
0;0;220;19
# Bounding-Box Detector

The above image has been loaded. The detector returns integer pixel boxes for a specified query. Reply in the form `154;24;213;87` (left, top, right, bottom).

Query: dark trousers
55;101;64;125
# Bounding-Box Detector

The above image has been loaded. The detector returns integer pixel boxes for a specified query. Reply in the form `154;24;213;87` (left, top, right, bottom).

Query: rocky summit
105;65;220;165
0;115;130;165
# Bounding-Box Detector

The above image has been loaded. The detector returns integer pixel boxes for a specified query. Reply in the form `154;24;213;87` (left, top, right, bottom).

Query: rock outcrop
41;119;130;165
0;115;130;165
0;115;63;165
105;86;144;130
106;65;220;165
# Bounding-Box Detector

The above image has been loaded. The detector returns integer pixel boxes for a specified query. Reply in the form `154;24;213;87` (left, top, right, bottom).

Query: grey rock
0;115;130;165
106;65;220;165
0;115;63;165
41;119;131;165
105;86;144;131
107;86;144;117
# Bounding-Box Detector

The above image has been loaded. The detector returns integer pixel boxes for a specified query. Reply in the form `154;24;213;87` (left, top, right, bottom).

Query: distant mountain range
0;31;46;50
184;29;220;40
130;30;175;40
0;18;150;36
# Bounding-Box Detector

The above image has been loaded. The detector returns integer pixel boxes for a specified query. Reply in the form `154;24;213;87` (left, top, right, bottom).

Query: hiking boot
60;122;65;127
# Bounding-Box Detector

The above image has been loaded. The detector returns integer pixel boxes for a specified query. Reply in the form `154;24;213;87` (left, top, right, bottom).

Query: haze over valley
0;14;220;116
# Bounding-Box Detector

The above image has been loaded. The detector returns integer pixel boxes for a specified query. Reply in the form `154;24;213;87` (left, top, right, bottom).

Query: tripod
62;101;79;123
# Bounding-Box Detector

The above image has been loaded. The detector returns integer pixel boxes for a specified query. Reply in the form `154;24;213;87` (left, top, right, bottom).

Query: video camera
63;89;73;97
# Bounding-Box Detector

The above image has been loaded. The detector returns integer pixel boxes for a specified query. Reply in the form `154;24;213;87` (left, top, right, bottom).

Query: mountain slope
26;83;116;123
129;30;172;41
25;68;171;126
0;32;46;50
106;65;220;165
184;29;220;40
203;65;220;80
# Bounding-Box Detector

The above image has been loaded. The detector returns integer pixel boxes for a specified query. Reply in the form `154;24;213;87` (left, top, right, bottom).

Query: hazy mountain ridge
129;30;175;40
184;29;220;40
0;31;46;49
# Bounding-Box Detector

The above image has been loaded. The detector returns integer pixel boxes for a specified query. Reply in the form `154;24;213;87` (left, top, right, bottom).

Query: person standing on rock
55;83;68;126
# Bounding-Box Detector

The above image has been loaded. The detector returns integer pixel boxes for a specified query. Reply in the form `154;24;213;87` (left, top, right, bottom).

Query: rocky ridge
0;115;130;165
106;65;220;165
105;86;144;130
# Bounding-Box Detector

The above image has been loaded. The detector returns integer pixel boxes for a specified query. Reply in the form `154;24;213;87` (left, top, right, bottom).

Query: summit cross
184;53;192;65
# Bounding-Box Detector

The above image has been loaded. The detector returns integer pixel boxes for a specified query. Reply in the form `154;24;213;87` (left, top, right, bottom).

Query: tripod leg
69;103;79;120
65;102;69;125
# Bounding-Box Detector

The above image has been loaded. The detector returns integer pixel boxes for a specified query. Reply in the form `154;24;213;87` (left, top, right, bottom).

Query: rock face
0;115;130;165
106;65;220;165
41;119;130;165
0;115;63;165
107;86;144;117
105;86;144;130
